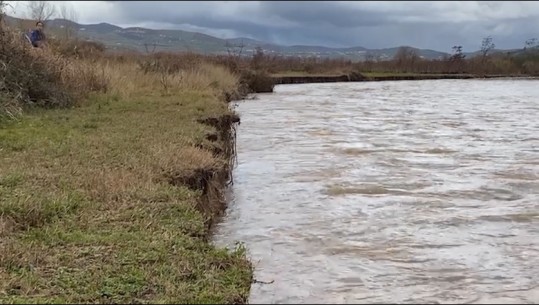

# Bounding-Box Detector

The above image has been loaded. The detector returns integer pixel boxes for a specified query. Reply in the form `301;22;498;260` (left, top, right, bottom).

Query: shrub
51;39;106;59
239;69;274;93
0;19;108;119
0;28;72;108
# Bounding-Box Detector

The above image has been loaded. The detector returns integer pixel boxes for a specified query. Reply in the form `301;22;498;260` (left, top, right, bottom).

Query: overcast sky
5;1;539;51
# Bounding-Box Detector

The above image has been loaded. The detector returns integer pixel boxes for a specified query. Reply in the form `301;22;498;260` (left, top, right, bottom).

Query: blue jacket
29;29;46;46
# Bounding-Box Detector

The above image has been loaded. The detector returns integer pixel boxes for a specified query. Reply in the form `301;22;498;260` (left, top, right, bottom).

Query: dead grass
0;37;252;303
216;46;539;78
0;25;110;118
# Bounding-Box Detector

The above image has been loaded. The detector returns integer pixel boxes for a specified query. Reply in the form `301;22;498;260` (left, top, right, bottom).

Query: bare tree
251;46;265;70
394;46;419;62
449;45;466;61
0;0;11;24
365;52;376;63
0;1;5;24
143;42;157;54
224;40;245;72
59;3;78;40
225;40;245;58
480;36;495;60
28;1;56;22
524;38;538;50
393;46;419;71
448;45;466;73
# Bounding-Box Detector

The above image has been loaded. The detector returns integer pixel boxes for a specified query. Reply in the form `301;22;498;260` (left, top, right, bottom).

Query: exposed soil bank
193;113;241;236
367;74;539;81
271;73;539;87
273;72;366;85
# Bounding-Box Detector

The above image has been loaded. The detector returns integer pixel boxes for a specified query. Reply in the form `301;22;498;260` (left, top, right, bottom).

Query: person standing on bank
28;21;47;48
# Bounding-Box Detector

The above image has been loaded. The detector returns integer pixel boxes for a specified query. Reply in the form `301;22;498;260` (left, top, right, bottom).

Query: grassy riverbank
1;19;253;303
244;44;539;87
270;71;463;78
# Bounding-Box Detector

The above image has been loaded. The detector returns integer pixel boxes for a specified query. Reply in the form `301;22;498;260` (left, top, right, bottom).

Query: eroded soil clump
164;113;241;235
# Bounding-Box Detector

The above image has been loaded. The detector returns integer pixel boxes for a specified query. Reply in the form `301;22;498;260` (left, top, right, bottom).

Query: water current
214;79;539;304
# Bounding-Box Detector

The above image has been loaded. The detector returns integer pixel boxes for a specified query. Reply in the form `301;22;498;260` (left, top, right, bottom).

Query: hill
2;15;478;61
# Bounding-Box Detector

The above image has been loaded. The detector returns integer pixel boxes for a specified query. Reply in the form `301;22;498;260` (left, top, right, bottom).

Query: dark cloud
9;1;539;51
257;1;393;27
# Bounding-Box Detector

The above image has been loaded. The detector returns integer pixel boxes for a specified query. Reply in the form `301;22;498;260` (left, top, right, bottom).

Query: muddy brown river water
213;79;539;304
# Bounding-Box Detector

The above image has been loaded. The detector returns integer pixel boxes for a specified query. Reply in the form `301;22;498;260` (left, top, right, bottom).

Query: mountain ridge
5;15;523;61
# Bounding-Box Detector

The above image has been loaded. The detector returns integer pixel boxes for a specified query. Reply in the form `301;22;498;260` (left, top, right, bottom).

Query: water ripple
214;79;539;304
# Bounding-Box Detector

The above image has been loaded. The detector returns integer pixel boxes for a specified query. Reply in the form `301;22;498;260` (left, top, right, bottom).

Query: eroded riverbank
0;66;252;303
272;73;539;85
215;79;539;303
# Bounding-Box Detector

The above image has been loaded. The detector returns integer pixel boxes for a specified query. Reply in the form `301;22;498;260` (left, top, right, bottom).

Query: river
213;79;539;304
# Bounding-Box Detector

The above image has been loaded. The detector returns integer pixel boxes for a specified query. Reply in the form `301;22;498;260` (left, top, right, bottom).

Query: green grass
0;74;252;303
